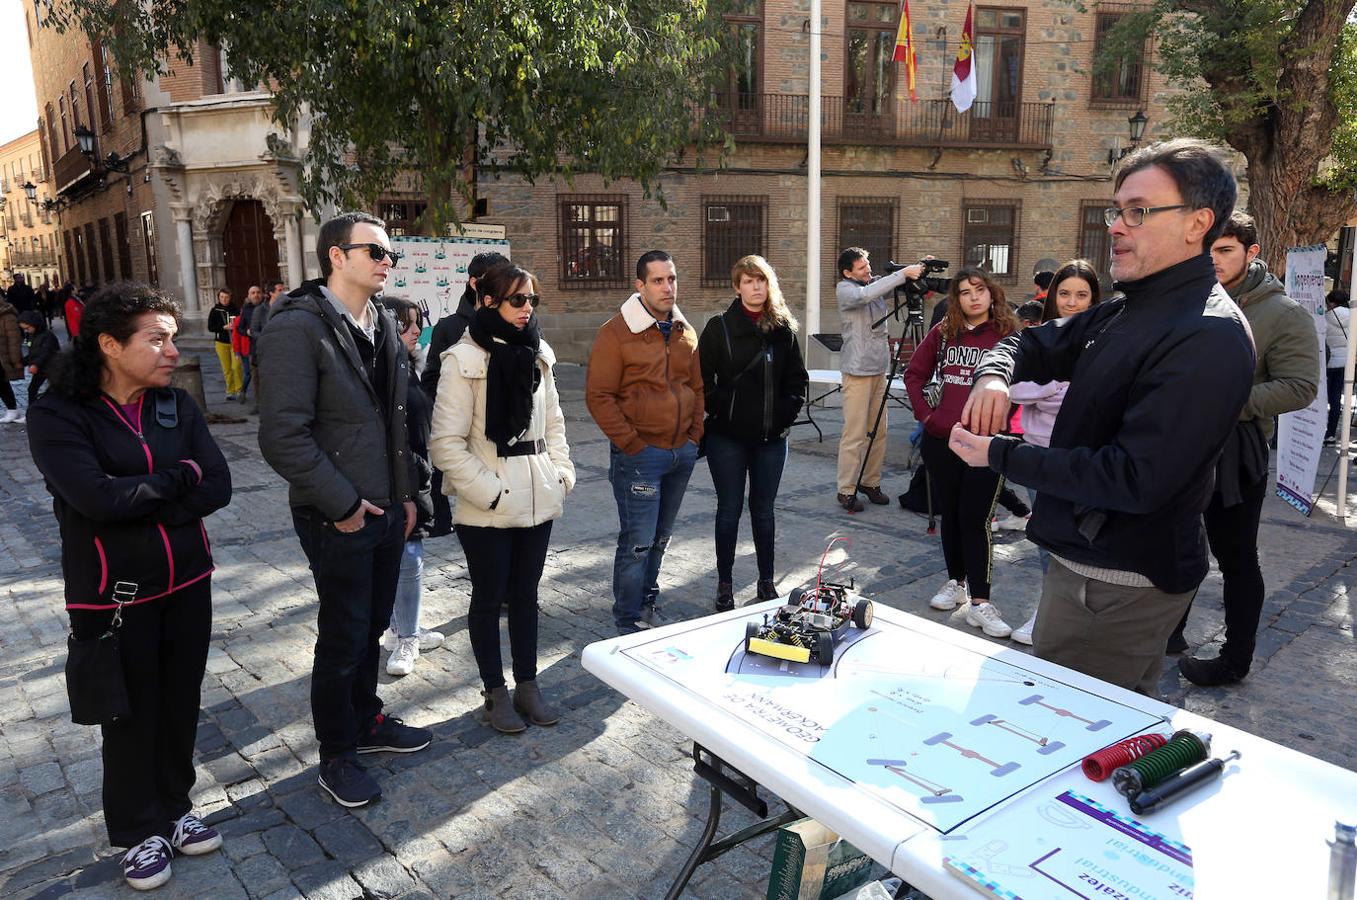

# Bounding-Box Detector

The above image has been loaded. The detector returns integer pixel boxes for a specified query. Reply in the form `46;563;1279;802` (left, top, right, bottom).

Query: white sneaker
386;636;419;676
1011;611;1037;645
9;411;23;424
965;601;1013;638
929;579;969;610
382;627;443;652
993;514;1029;532
0;409;18;423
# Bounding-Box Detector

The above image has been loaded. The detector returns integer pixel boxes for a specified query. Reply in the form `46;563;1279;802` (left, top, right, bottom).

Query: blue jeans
392;539;424;638
609;442;698;627
239;353;252;394
705;432;787;583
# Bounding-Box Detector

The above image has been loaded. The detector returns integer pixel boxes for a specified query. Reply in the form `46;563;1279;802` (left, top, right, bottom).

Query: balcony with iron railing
706;93;1055;150
11;249;58;267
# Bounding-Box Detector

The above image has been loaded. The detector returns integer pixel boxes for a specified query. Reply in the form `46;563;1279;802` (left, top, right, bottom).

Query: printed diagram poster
1277;244;1327;514
945;791;1193;900
623;612;1162;833
389;232;511;325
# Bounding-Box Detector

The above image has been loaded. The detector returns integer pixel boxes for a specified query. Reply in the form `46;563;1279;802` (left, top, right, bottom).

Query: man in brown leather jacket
586;250;704;634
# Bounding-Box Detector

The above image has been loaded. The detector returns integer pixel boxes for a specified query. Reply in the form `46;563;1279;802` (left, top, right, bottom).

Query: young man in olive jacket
586;250;704;635
950;139;1256;696
1170;212;1319;685
257;212;429;808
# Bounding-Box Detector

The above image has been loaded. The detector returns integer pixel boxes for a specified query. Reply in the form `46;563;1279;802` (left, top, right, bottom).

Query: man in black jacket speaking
948;139;1256;696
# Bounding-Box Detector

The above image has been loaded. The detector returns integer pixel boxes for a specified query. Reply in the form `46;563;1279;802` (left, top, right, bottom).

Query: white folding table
582;599;1357;898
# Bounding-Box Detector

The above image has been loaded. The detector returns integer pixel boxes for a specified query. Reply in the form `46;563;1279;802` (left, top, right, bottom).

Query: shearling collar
620;293;689;334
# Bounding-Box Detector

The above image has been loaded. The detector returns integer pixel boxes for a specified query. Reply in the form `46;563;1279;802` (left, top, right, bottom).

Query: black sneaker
357;713;431;754
642;601;664;626
318;757;381;808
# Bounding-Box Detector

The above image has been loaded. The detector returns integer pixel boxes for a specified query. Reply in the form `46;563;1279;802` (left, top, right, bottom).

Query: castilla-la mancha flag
951;2;977;113
893;0;918;100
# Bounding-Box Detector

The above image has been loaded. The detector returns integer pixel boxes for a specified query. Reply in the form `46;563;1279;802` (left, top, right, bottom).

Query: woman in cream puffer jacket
430;336;575;527
428;262;575;735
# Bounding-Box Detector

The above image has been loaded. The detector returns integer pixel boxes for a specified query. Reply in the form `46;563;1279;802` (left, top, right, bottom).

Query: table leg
663;746;804;899
664;780;722;900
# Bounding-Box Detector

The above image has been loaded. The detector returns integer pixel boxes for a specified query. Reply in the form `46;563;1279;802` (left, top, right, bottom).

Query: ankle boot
1178;654;1249;687
715;582;735;612
481;686;527;733
512;680;560;726
756;579;779;602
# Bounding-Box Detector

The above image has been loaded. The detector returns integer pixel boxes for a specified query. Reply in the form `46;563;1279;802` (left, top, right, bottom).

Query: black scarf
469;305;541;453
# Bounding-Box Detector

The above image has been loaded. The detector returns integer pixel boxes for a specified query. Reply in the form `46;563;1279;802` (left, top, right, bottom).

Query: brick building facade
478;0;1189;363
0;130;60;290
25;11;326;320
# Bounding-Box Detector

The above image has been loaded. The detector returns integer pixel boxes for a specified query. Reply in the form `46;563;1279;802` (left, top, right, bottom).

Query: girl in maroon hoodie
905;268;1020;638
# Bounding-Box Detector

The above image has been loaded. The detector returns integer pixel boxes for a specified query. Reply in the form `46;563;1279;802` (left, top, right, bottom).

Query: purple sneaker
170;813;222;856
122;835;173;891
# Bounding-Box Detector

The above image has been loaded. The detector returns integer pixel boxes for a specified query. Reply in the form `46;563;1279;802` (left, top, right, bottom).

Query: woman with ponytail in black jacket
698;255;808;611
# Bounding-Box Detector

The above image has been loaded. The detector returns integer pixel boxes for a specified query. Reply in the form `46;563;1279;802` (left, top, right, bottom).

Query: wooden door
222;200;281;300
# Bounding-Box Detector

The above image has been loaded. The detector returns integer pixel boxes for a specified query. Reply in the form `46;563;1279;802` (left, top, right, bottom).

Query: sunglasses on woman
337;242;404;266
501;293;541;309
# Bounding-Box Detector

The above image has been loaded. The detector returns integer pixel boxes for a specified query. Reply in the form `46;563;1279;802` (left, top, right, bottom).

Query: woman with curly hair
27;284;232;890
905;267;1020;638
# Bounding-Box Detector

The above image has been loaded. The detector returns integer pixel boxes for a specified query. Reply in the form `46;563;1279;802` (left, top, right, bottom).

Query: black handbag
65;581;136;726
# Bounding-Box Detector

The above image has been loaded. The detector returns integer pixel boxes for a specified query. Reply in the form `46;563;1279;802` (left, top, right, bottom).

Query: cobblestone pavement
2;341;1356;899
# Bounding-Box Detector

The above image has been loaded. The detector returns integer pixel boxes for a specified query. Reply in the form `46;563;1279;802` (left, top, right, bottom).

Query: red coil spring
1081;734;1170;782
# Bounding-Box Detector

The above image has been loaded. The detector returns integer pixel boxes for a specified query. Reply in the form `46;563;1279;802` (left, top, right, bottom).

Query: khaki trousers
1032;558;1193;697
836;373;887;494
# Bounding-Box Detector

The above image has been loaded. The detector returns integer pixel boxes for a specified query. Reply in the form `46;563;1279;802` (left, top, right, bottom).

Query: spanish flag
951;2;977;112
893;0;918;101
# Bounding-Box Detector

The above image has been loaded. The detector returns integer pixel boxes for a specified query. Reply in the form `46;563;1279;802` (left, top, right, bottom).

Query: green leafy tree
1099;1;1357;270
46;0;727;233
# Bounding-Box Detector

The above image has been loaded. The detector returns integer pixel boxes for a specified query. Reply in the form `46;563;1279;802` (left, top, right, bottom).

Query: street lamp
74;125;96;156
1108;110;1149;164
22;181;36;203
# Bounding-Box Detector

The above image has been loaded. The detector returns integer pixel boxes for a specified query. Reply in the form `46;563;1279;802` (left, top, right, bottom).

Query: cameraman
834;248;924;511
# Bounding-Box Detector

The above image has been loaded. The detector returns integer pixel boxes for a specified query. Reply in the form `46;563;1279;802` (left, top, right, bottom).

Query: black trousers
28;372;46;405
921;432;1003;599
456;521;552;690
293;505;404;760
69;578;212;848
1171;473;1268;668
0;376;15;410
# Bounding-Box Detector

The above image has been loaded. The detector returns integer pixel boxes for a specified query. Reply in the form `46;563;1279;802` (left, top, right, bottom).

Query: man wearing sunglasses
947;139;1256;697
258;212;431;807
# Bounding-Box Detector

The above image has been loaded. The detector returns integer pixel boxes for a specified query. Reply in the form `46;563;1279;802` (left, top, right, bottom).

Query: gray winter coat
835;267;910;376
256;282;412;520
1230;259;1321;443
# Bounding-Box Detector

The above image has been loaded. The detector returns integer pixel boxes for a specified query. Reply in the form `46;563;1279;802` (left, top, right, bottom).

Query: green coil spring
1111;730;1209;798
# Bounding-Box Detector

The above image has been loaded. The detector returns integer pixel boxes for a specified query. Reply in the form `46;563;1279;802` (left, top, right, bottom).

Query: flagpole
807;0;822;347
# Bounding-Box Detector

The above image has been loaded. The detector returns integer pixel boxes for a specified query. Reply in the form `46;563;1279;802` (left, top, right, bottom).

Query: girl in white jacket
428;263;575;734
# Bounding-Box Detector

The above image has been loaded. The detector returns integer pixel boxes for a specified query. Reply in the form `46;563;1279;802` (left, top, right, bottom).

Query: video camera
883;258;951;323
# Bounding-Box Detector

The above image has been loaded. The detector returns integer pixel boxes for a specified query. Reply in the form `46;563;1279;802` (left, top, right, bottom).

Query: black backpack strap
154;389;178;429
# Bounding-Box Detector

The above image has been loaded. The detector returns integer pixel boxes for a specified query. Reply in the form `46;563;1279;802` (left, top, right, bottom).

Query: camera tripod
849;283;931;518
